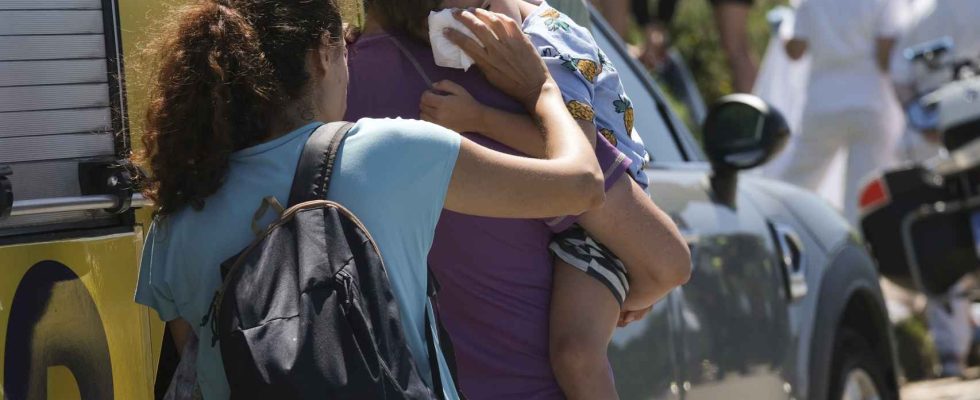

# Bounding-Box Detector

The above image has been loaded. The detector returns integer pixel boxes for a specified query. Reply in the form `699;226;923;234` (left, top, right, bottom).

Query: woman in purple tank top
350;2;692;399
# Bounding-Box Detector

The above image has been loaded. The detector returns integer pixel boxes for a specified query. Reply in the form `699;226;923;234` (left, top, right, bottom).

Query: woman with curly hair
133;1;608;398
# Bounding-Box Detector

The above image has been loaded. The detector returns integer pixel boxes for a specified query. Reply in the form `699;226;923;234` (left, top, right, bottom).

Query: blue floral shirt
523;2;650;188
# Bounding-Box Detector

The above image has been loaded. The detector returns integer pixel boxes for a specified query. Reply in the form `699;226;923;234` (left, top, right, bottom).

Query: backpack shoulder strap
425;271;467;400
288;121;355;206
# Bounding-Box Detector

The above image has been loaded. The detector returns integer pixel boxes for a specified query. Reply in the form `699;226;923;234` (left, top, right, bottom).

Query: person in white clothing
779;0;905;224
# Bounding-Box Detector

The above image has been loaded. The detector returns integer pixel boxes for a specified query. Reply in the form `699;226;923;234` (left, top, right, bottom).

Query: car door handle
771;222;807;301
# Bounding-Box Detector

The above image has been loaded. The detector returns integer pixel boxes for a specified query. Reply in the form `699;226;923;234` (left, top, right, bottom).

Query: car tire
829;328;895;400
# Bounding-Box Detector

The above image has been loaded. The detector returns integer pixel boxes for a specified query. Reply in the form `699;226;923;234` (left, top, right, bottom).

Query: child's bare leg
550;260;621;400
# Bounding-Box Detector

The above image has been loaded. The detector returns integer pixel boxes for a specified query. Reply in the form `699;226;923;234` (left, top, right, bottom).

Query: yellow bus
1;1;365;397
0;1;177;398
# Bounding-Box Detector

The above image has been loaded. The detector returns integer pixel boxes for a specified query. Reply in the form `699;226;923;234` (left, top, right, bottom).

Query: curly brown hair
133;0;344;215
364;0;442;42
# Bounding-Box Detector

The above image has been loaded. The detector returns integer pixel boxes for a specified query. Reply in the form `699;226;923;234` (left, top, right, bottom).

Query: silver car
560;5;900;400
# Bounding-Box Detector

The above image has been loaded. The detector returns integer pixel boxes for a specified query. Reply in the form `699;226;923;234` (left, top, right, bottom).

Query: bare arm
478;107;576;156
784;38;808;60
421;80;597;157
713;1;758;92
578;175;691;310
592;0;632;40
440;9;604;218
444;85;603;217
480;114;598;156
876;37;896;73
167;318;193;355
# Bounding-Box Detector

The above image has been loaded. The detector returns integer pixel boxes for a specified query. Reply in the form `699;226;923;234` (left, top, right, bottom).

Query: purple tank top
345;32;628;400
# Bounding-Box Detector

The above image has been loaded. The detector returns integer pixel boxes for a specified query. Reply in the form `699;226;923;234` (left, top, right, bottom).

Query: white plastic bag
428;9;482;70
164;332;203;400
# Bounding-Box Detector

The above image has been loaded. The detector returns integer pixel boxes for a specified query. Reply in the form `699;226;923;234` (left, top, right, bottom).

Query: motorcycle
859;37;980;296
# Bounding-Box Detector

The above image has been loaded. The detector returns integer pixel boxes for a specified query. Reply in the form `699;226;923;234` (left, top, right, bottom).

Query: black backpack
204;122;462;399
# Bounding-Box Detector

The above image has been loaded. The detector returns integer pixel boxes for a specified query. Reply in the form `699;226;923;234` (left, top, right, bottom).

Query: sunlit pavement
902;369;980;400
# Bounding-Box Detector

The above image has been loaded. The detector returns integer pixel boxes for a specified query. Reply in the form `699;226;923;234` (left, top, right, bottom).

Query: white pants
779;108;899;224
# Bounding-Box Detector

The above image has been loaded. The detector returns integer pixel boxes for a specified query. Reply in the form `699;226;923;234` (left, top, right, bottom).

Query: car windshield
591;23;685;163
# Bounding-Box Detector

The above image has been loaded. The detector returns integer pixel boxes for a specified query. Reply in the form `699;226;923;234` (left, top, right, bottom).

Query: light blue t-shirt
136;118;461;400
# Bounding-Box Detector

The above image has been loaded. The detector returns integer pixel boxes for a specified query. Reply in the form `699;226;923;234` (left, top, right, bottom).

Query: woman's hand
444;8;552;109
420;80;487;134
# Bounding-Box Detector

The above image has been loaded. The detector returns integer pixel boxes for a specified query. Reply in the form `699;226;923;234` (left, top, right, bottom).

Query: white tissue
428;9;483;71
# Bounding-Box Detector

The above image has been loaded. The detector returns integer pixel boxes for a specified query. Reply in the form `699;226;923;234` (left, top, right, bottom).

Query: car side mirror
702;94;790;206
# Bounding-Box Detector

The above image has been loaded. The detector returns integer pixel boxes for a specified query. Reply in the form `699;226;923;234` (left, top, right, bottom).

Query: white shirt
793;0;904;114
891;0;980;92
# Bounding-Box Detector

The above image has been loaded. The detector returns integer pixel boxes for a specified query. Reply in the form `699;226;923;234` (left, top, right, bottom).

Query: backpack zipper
339;271;354;311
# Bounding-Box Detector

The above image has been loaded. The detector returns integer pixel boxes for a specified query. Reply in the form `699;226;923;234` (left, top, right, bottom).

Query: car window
591;24;684;163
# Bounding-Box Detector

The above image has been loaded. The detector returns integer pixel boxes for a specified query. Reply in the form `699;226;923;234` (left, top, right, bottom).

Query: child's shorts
549;224;630;306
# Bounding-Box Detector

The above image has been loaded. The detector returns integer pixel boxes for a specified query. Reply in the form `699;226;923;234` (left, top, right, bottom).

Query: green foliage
894;314;938;382
633;0;785;102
